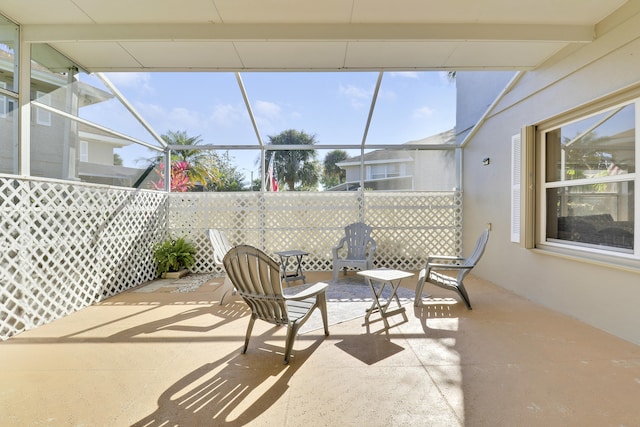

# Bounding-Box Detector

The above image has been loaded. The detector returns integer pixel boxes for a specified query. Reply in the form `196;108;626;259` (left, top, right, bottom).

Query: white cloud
339;84;371;108
340;84;369;99
105;72;152;92
377;88;397;102
169;107;200;127
211;103;246;125
254;100;282;120
135;102;202;133
412;106;435;119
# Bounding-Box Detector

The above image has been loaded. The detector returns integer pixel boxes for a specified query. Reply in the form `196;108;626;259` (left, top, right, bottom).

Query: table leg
294;254;306;283
278;253;307;286
363;277;391;329
279;255;290;286
363;277;408;330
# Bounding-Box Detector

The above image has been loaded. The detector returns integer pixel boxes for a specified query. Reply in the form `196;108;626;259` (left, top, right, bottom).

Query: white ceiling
0;0;629;72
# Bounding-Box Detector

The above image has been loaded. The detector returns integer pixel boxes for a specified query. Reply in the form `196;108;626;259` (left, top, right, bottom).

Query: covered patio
2;1;640;425
1;271;638;425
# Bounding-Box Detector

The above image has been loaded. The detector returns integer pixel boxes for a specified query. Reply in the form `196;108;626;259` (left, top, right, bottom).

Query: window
0;82;6;118
79;141;88;162
541;100;636;255
35;91;51;126
366;163;404;179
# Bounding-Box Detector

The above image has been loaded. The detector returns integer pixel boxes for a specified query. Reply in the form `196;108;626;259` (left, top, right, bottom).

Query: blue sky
79;71;456;181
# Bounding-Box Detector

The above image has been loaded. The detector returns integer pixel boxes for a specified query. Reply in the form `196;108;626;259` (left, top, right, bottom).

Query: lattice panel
167;192;265;272
365;192;463;271
0;181;462;341
0;176;166;340
169;190;462;275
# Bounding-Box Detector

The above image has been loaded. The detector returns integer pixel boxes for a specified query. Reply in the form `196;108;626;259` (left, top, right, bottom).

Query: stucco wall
458;4;640;345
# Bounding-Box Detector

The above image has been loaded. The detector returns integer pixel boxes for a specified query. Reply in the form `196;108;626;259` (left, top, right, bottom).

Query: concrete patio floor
0;271;639;426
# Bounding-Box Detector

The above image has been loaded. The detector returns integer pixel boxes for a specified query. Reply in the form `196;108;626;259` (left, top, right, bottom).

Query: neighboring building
77;125;148;187
332;128;457;191
0;49;144;186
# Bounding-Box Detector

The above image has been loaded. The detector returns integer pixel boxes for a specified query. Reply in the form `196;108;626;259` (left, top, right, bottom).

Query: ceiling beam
23;22;594;43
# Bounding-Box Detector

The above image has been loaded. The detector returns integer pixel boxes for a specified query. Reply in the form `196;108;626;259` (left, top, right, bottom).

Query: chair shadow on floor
412;296;466;334
131;328;323;426
105;301;250;342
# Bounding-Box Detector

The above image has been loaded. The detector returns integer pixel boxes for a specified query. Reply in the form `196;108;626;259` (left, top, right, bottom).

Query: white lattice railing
169;190;462;274
0;175;462;341
0;175;167;340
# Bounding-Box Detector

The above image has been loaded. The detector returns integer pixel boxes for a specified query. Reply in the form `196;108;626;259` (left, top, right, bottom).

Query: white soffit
123;42;245;69
1;0;629;72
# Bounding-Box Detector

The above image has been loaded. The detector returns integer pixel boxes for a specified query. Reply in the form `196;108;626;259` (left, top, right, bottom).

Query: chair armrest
428;263;474;271
427;255;465;263
284;282;329;301
332;237;347;257
367;239;377;261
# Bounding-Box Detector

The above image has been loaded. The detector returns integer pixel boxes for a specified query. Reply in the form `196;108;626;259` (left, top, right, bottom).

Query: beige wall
461;1;640;345
89;141;116;165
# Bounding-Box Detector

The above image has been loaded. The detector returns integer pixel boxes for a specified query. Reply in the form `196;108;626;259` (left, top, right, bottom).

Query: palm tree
322;149;348;189
266;129;320;191
160;130;218;187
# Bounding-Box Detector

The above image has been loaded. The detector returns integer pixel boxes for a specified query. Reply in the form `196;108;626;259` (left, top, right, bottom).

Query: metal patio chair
223;245;329;364
415;227;490;309
332;222;376;281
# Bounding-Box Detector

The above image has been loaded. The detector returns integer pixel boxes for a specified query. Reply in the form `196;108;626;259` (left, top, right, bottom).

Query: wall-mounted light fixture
482;157;490;166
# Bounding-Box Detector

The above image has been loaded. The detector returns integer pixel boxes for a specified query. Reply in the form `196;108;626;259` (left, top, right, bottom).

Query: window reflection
546;104;635;182
0;16;19;174
544;102;636;252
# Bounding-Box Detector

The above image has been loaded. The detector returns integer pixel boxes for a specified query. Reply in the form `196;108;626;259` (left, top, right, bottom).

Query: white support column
62;68;79;180
17;28;30;176
164;150;171;192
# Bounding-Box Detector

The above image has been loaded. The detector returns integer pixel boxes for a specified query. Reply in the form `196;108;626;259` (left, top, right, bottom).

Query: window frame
537;97;639;260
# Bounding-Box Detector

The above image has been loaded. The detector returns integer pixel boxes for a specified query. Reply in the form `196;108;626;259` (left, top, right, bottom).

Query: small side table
275;250;310;286
357;269;413;330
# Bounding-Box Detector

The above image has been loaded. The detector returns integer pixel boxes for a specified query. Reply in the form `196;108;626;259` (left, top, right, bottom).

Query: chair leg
243;315;256;354
456;283;472;310
332;265;339;282
414;269;427;306
284;323;301;364
318;293;329;336
219;276;235;306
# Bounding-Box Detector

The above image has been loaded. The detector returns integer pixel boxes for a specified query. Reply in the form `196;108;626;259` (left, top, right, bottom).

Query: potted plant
153;237;197;278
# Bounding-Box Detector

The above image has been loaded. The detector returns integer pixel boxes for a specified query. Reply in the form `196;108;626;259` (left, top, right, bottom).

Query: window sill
532;243;640;274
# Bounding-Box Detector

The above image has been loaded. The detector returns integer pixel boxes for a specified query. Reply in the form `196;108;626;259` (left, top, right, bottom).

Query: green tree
204;151;246;191
322;149;348;189
160;130;218;187
265;129;320;191
149;131;247;192
249;177;262;191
